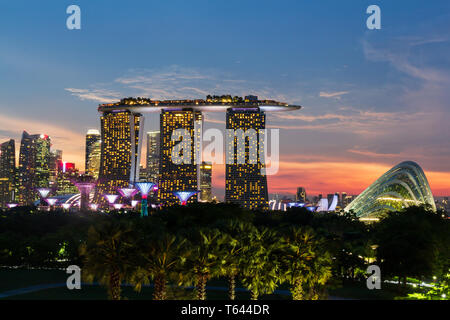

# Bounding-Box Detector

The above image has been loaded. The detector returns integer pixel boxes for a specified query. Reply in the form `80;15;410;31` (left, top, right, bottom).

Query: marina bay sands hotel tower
96;96;300;209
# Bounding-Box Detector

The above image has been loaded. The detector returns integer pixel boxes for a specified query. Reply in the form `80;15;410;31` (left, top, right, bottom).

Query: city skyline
1;1;450;198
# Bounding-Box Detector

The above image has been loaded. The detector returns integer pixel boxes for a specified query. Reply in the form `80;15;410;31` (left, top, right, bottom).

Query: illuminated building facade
199;161;212;202
18;131;51;205
296;187;307;203
96;111;143;205
344;161;437;218
56;162;79;195
146;131;160;183
158;110;201;206
225;108;268;210
96;96;301;207
49;150;62;188
87;140;101;179
0;139;16;207
85;129;101;175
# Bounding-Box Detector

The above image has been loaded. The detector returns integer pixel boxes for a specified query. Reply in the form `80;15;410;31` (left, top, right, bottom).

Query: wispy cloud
65;88;123;103
362;37;450;84
319;91;349;99
66;65;297;103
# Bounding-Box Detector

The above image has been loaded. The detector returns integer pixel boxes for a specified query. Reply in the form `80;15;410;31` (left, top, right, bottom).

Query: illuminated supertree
173;191;200;206
118;187;138;208
131;200;139;208
45;198;58;210
72;175;96;212
104;194;118;210
36;188;51;207
118;187;138;199
37;188;51;199
135;182;156;217
113;204;124;210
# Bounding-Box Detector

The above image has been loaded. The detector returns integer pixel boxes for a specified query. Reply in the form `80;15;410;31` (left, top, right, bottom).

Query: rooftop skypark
98;95;301;113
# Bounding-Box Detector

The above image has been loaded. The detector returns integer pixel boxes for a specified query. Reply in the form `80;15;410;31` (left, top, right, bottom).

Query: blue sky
1;0;449;197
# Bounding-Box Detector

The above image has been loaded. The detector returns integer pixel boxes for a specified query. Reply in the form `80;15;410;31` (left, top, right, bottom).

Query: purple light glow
113;204;124;210
104;194;118;204
90;204;98;211
118;188;138;198
7;203;18;209
62;203;71;210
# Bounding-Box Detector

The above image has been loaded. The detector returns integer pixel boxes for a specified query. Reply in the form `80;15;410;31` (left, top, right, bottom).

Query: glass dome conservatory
344;161;436;218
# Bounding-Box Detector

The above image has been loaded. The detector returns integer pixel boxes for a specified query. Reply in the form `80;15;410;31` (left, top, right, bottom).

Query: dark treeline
0;204;448;300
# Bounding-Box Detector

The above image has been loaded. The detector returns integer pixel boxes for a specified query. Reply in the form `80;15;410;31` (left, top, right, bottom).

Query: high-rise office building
17;132;51;205
225;108;268;210
49;150;62;189
139;164;148;181
146;131;160;183
295;187;307;203
86;140;101;179
158;110;202;206
199;161;212;202
341;192;348;207
85;129;101;173
0;139;16;207
56;162;79;195
96;111;143;205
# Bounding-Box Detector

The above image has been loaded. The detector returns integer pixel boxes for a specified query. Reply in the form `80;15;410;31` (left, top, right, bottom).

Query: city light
131;200;139;208
90;204;98;211
62;203;71;210
6;203;18;209
113;204;123;210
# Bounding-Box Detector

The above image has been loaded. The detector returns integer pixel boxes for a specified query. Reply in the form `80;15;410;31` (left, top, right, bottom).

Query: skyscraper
49;150;62;189
158;110;202;206
0;139;16;207
225;108;268;210
295;187;307;203
199;161;212;202
146;131;160;183
17;131;51;205
56;162;79;195
96;111;143;205
85;129;101;173
86;140;101;179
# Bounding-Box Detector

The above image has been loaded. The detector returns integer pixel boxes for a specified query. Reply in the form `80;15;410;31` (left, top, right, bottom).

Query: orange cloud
210;160;450;199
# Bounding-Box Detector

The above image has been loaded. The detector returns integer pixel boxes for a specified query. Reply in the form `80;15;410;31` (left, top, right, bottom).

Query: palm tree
240;226;283;300
180;229;223;300
217;221;250;300
281;226;332;300
131;233;185;300
79;219;138;300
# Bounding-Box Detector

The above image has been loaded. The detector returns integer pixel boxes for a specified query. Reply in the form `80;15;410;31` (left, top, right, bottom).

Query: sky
0;0;449;199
